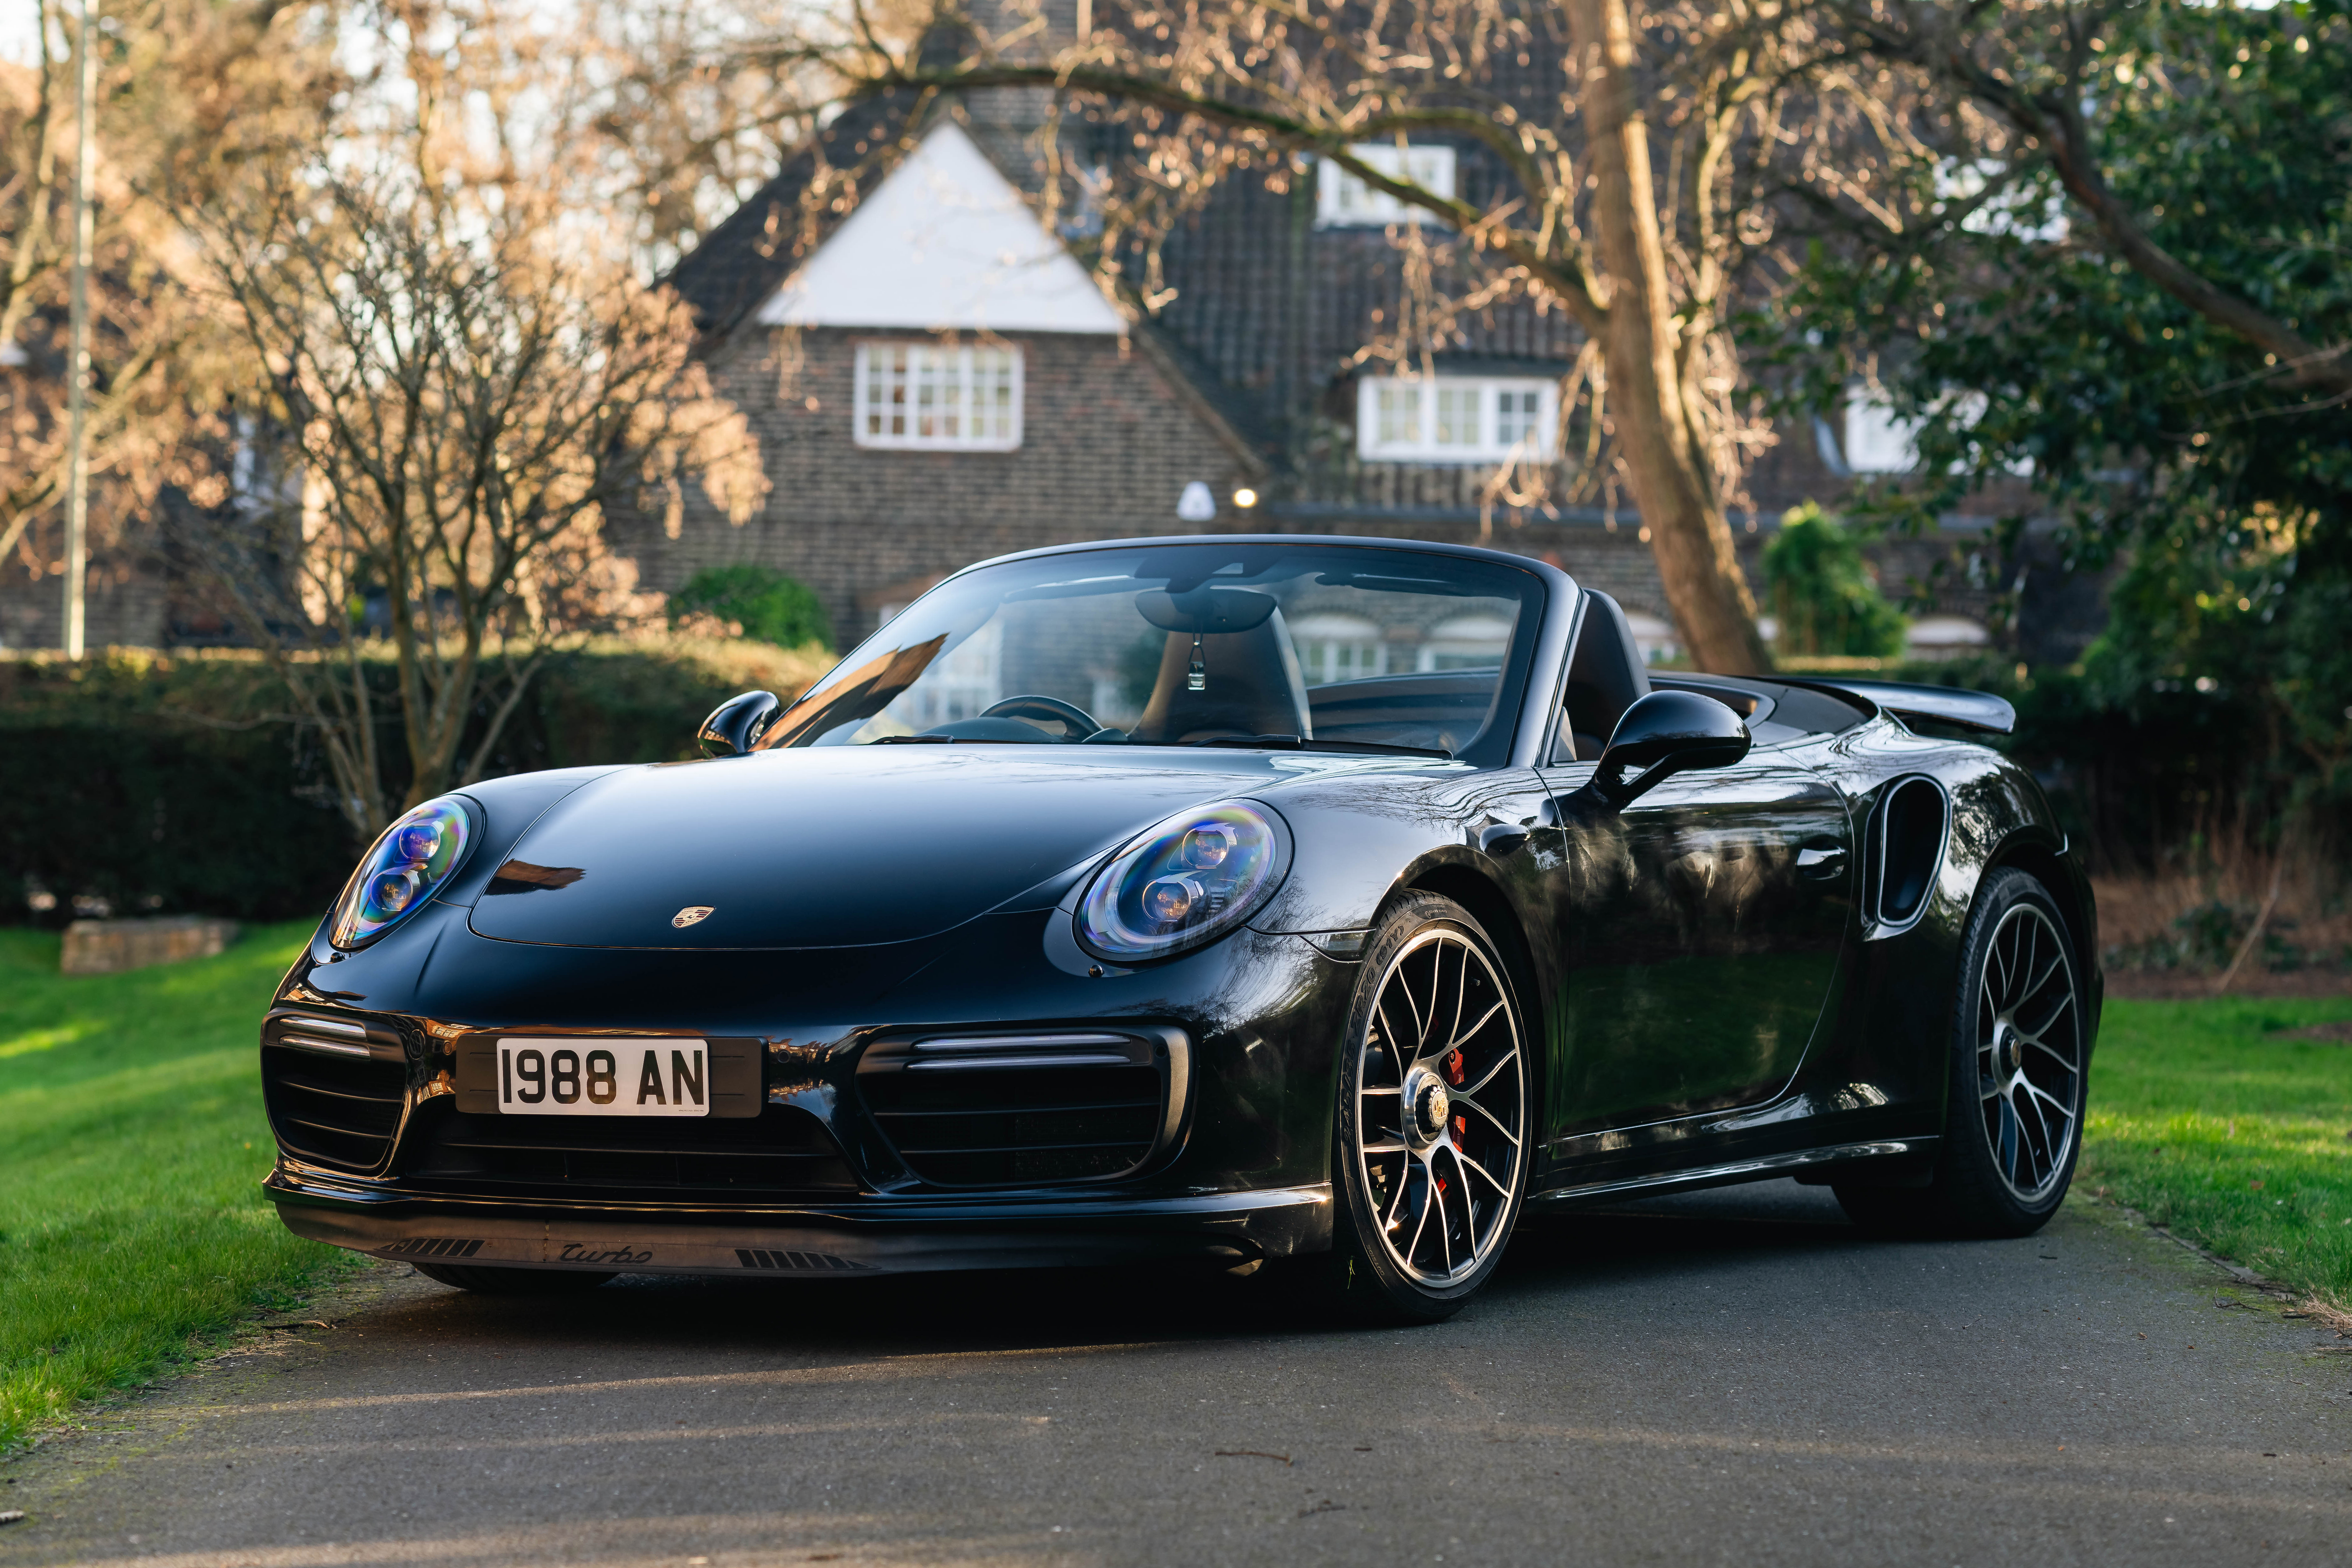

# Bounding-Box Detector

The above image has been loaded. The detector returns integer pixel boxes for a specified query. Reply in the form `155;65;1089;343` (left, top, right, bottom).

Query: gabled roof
755;123;1123;335
665;93;929;338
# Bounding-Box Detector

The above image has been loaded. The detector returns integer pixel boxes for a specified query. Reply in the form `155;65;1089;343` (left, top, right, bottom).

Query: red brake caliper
1444;1048;1465;1085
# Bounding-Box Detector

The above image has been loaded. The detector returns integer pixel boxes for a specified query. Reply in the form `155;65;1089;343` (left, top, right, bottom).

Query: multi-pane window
854;343;1024;450
1417;614;1514;673
1288;614;1389;686
884;621;1003;730
1317;144;1458;228
1494;388;1544;449
1356;376;1559;463
1374;382;1420;448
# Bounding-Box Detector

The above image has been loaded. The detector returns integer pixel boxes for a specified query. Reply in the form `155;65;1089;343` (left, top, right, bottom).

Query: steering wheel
981;694;1101;739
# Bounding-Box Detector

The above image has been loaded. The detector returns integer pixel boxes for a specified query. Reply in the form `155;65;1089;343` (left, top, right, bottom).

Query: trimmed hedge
1;640;834;926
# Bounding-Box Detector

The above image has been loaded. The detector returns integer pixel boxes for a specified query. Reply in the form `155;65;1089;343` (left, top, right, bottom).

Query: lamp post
61;0;95;658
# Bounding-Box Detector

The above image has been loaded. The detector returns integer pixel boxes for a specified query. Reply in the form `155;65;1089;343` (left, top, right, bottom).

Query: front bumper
261;906;1360;1275
267;1164;1332;1275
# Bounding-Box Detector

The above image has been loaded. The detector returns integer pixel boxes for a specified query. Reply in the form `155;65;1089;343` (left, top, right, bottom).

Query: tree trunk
1567;0;1772;675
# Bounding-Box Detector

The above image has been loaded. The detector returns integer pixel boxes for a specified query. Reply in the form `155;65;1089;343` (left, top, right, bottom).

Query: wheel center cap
1994;1019;2022;1075
1409;1071;1451;1141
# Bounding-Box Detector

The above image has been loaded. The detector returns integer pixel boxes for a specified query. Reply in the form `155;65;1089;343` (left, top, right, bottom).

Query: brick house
0;10;2095;662
633;15;2097;666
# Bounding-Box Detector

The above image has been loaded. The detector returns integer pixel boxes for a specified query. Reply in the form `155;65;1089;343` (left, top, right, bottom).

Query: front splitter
266;1168;1332;1277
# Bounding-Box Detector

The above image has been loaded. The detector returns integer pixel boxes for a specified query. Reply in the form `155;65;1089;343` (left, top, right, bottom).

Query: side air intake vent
1870;776;1950;931
259;1007;409;1172
855;1027;1190;1188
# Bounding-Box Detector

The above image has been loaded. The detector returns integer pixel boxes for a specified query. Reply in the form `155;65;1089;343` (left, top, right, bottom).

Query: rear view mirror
1589;690;1750;809
1135;586;1280;634
698;689;780;757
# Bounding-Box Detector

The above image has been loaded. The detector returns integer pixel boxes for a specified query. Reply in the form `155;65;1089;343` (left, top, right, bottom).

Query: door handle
1796;842;1848;881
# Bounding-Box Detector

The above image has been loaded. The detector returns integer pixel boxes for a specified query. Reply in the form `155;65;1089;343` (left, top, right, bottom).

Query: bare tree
189;0;767;838
747;0;1854;672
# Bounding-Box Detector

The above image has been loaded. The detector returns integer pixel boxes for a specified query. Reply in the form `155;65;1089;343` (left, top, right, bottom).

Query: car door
1535;751;1856;1138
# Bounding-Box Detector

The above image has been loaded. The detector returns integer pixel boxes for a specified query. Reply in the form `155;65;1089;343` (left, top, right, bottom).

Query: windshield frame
757;535;1575;769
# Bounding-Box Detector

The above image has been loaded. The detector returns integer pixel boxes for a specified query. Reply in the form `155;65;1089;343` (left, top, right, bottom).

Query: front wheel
1324;893;1530;1323
1837;867;2089;1238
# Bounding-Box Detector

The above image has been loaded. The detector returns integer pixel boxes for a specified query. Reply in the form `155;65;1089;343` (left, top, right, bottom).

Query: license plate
494;1039;710;1117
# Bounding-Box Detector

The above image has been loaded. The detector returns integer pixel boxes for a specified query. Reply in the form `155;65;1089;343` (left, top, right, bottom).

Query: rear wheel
1324;893;1530;1323
1837;868;2088;1237
410;1262;617;1294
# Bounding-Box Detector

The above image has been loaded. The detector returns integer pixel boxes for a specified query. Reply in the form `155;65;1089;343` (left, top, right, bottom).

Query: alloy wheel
1975;902;2083;1204
1353;927;1526;1285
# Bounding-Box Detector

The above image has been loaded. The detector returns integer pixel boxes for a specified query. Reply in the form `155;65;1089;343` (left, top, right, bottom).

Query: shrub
0;639;836;926
667;565;833;651
1762;503;1908;659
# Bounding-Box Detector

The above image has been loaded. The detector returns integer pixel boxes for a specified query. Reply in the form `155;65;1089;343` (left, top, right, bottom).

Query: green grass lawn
3;919;2348;1451
0;922;355;1452
2082;995;2352;1310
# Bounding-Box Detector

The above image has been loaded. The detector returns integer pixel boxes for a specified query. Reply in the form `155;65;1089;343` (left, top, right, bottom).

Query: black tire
1322;892;1531;1324
410;1262;617;1294
1836;867;2089;1238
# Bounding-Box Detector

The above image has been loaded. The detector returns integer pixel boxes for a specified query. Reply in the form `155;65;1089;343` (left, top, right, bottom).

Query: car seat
1131;610;1314;743
1558;591;1652;761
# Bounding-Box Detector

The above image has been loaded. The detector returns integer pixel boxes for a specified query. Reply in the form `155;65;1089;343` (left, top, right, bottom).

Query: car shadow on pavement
359;1179;1876;1356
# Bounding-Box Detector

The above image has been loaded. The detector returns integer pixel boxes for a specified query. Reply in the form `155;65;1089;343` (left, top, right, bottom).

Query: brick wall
615;327;1258;650
628;322;2100;665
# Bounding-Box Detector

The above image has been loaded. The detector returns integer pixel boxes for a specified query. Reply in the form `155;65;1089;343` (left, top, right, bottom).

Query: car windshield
760;543;1548;766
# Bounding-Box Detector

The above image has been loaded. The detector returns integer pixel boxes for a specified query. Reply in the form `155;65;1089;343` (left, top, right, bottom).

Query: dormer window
854;342;1024;451
1356;375;1559;464
1317;144;1458;228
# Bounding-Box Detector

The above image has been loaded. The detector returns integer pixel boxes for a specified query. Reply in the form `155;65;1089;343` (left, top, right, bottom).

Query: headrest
1131;608;1312;743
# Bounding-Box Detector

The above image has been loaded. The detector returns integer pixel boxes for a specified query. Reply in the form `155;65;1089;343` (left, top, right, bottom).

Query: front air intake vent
737;1248;867;1272
259;1007;410;1172
855;1027;1189;1188
402;1101;858;1196
382;1237;486;1259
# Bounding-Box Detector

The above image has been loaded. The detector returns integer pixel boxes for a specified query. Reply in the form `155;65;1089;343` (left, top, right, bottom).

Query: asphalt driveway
5;1181;2349;1567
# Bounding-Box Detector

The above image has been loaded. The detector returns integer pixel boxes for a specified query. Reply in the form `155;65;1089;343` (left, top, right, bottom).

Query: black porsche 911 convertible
261;535;2099;1321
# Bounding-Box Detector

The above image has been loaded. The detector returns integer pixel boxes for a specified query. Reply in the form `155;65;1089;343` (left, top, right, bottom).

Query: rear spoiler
1778;677;2016;736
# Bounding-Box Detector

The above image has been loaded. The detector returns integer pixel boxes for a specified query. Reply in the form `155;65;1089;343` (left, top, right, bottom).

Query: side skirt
1522;1138;1939;1212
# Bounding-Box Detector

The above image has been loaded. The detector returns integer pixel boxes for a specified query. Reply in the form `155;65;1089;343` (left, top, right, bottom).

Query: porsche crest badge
671;906;715;929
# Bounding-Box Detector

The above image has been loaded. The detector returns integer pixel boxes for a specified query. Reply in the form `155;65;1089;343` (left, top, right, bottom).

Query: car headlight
1076;800;1290;962
329;796;474;949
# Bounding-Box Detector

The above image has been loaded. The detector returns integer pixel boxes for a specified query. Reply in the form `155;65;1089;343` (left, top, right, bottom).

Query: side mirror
698;689;780;758
1588;690;1750;809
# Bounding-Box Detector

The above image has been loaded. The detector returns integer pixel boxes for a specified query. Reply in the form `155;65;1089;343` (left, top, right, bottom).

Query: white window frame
1416;614;1515;673
1355;375;1559;464
853;341;1024;451
1287;614;1390;687
1316;144;1458;228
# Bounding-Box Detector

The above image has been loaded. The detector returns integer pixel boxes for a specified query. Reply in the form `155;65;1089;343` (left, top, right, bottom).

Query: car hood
460;746;1282;950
